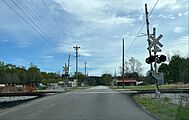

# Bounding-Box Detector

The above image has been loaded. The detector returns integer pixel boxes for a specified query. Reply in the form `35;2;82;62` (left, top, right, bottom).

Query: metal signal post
145;4;166;97
73;45;80;88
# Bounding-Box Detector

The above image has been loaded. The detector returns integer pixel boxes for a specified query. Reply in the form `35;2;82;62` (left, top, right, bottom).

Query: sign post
146;28;166;97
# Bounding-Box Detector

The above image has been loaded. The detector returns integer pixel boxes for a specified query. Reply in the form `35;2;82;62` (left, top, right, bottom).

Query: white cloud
157;0;180;10
178;13;182;17
174;27;184;33
40;56;54;59
163;35;188;57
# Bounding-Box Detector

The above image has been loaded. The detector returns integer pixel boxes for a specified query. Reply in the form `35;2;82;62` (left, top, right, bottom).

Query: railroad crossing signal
62;64;69;77
150;70;164;85
147;34;163;52
145;56;156;64
157;55;166;64
145;55;166;64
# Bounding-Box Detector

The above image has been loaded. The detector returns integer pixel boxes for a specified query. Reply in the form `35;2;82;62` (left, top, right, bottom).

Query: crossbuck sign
147;34;163;53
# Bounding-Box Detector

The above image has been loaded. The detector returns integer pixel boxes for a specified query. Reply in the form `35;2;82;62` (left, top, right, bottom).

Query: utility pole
67;52;70;74
144;4;166;98
63;63;68;90
73;45;80;88
85;62;87;77
145;4;153;71
85;62;87;86
114;69;117;78
122;39;125;88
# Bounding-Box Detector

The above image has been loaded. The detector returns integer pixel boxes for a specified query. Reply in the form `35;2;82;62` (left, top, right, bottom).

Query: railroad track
134;88;189;94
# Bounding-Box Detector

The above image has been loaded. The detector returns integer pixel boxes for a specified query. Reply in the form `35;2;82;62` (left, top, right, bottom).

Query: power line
3;0;64;53
16;0;59;44
2;0;57;49
20;0;73;47
10;0;60;49
125;0;160;54
22;0;59;41
41;0;76;46
55;2;79;46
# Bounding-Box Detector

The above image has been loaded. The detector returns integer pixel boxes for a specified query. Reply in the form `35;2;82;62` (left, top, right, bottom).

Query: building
116;78;137;86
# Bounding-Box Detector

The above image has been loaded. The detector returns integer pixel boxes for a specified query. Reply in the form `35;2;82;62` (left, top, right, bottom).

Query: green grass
66;86;90;92
111;84;189;90
133;95;189;120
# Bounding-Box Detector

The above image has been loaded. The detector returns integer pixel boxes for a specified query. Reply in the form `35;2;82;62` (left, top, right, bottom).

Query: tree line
0;62;64;84
143;54;188;84
158;55;188;84
0;54;188;86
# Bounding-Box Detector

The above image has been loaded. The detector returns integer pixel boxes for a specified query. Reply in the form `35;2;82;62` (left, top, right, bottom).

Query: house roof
117;79;137;83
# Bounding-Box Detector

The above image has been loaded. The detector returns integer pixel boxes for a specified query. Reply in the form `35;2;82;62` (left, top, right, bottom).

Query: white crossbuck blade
147;34;163;51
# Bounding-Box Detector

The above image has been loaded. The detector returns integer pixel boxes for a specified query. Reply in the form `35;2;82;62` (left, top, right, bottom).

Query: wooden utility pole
67;52;70;74
114;69;117;78
145;4;153;71
85;62;87;86
85;62;87;77
73;45;80;88
122;39;125;88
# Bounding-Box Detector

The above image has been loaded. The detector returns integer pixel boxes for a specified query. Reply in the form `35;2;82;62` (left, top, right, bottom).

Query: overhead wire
3;0;66;53
16;0;59;45
19;0;73;50
2;0;59;51
10;0;61;50
49;0;79;46
41;0;75;46
23;0;60;41
125;0;160;54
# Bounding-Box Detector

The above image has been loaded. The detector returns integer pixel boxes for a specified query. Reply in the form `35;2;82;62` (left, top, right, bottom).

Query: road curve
0;86;156;120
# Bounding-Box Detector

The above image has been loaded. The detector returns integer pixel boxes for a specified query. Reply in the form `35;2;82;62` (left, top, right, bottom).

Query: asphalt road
0;86;156;120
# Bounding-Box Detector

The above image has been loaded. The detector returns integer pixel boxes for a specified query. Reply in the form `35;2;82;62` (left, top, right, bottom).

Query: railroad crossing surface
0;86;156;120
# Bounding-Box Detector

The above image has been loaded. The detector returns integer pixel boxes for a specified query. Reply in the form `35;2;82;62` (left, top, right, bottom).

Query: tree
78;72;86;86
27;64;42;83
120;57;143;79
4;63;19;83
168;55;186;83
16;66;27;83
157;54;188;84
101;74;113;86
0;62;6;83
158;63;170;83
128;57;143;74
144;70;154;85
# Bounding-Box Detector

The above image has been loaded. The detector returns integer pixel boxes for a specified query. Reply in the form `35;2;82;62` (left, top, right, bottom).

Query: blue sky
0;0;188;76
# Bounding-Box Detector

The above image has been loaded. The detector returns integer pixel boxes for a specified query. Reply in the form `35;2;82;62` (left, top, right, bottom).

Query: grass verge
111;84;189;90
66;86;91;92
133;95;189;120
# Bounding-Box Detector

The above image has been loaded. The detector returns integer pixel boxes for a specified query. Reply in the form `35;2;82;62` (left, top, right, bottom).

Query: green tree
101;74;113;86
77;72;86;86
15;66;27;84
0;61;6;83
158;63;170;83
27;64;42;83
144;70;154;85
169;55;186;83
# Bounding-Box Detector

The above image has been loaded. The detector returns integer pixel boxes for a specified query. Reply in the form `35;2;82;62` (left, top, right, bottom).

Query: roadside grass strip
111;84;189;90
133;95;189;120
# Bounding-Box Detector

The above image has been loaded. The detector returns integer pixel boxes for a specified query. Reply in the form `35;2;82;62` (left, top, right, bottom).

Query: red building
117;78;137;86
